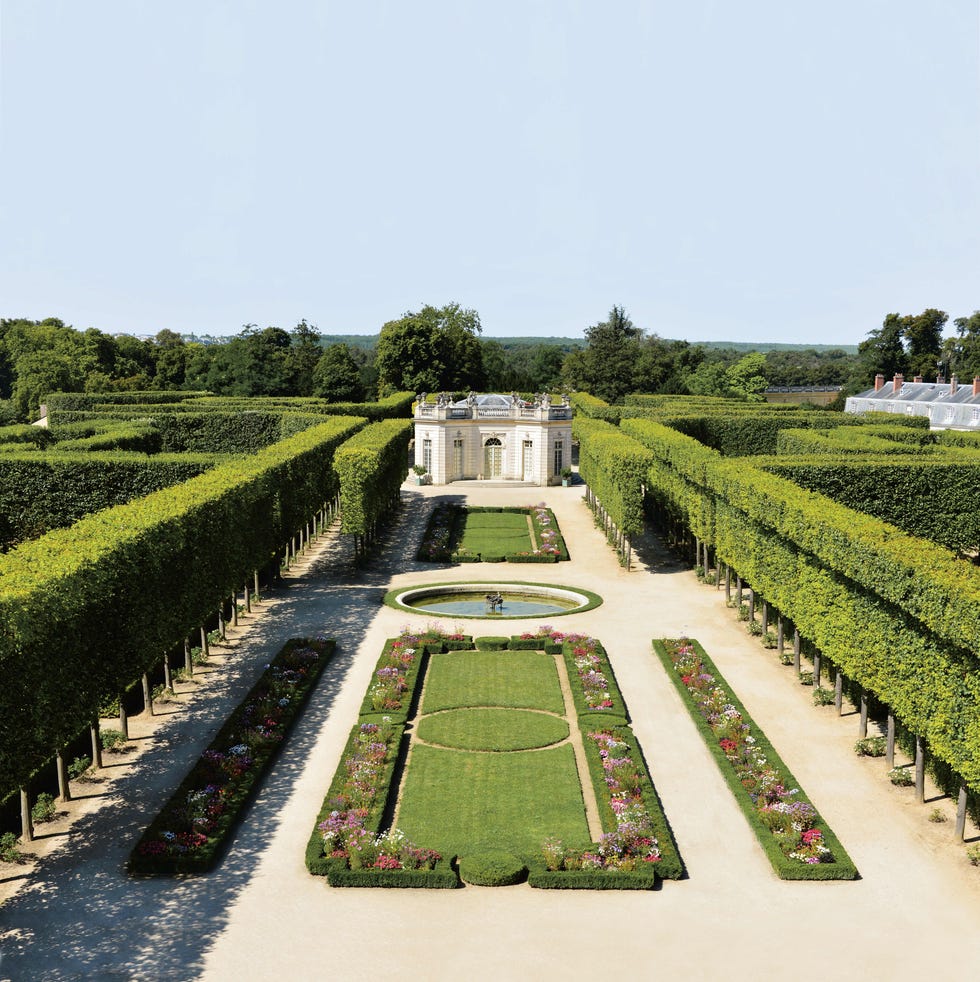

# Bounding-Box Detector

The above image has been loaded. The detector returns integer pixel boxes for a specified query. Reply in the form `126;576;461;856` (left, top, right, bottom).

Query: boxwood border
653;638;859;881
130;636;335;875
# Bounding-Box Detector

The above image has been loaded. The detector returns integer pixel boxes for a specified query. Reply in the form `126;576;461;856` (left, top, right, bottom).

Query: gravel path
1;480;979;981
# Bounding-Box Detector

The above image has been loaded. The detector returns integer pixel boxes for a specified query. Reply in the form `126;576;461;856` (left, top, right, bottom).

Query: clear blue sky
1;2;977;345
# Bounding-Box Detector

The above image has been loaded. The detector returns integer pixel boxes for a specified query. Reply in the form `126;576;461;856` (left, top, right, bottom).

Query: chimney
874;374;885;391
974;376;980;397
913;375;923;383
893;373;904;393
950;375;958;395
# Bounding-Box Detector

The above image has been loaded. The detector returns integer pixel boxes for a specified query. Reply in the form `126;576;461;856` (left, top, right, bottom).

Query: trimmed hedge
0;452;217;550
458;851;528;886
653;638;858;880
130;637;335;875
0;416;364;796
625;416;980;790
572;418;652;538
475;636;509;651
334;418;412;540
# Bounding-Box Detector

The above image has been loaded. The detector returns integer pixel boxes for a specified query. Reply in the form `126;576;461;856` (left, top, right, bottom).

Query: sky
1;1;978;346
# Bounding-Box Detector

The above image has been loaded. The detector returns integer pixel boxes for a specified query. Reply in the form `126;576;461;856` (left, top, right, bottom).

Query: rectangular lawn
422;650;565;714
396;743;592;856
459;511;532;554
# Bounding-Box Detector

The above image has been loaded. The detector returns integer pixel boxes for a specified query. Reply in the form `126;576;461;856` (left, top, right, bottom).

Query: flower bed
528;723;683;888
307;627;468;887
310;629;674;889
653;638;858;880
415;503;569;563
130;636;335;875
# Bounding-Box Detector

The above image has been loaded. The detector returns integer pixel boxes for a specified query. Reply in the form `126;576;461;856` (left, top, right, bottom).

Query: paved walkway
1;480;979;981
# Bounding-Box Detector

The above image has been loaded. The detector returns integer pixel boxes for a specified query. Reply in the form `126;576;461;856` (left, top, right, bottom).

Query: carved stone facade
413;393;573;485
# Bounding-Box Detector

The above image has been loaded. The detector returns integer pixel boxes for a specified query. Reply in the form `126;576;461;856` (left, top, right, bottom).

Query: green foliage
31;792;56;824
0;417;363;796
334;418;412;538
100;730;128;751
313;343;364;401
422;649;564;714
68;755;91;779
623;418;980;794
0;452;214;549
573;417;652;537
889;767;915;787
375;303;484;394
0;831;23;863
130;637;334;874
653;639;858;880
416;708;569;752
854;737;886;757
474;636;510;651
458;851;528;886
812;686;835;706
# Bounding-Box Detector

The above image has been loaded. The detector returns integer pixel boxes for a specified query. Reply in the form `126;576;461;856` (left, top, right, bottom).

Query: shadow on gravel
0;518;394;981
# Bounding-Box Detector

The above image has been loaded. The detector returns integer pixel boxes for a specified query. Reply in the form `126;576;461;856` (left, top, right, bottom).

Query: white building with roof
413;392;573;485
845;373;980;429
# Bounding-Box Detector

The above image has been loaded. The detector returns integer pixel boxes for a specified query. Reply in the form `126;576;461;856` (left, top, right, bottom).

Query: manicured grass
417;708;569;751
396;743;592;856
460;511;532;554
422;650;565;715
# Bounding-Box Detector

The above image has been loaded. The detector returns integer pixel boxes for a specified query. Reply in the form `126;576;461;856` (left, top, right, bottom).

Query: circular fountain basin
386;582;601;619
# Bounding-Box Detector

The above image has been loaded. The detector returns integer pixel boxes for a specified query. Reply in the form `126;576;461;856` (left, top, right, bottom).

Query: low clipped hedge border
307;629;470;887
560;636;628;719
415;503;570;563
310;632;670;889
653;638;858;881
382;581;604;620
459;851;528;886
130;636;335;875
576;722;682;879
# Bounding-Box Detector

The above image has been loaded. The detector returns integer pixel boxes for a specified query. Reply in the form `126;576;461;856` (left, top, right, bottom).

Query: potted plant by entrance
560;467;572;487
413;464;429;485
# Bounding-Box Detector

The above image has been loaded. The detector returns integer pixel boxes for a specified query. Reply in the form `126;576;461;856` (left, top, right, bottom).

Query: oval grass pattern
416;707;569;752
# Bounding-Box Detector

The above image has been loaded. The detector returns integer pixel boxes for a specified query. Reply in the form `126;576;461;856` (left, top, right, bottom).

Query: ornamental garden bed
307;627;680;888
653;638;858;880
416;503;569;563
130;636;335;875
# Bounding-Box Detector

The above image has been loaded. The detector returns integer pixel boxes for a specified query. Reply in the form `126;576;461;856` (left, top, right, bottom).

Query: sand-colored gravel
1;480;978;981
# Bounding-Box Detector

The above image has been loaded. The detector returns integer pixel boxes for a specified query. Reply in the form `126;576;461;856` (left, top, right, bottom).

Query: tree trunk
748;589;755;622
886;713;895;768
793;629;801;674
162;653;172;692
244;583;251;613
955;783;968;840
777;616;784;655
834;669;843;714
119;696;129;740
142;672;153;716
725;566;731;602
20;787;33;843
761;601;769;634
859;691;868;738
217;605;225;641
200;625;210;660
56;748;71;802
736;577;743;607
254;570;260;601
715;558;722;589
813;650;821;687
184;637;193;678
230;592;238;627
90;719;103;770
915;736;925;802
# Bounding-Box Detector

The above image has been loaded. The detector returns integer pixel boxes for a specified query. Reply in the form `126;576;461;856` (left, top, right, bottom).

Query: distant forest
2;301;975;422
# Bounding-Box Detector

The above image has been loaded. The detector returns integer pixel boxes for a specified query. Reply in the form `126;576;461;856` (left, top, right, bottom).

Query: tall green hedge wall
0;453;217;550
572;417;652;538
0;416;364;796
334;419;413;537
621;416;980;792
